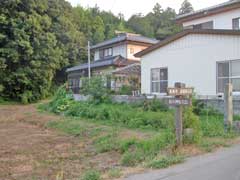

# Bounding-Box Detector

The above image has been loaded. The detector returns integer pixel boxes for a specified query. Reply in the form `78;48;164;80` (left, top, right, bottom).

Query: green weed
81;170;101;180
94;132;120;153
147;155;185;169
108;168;122;178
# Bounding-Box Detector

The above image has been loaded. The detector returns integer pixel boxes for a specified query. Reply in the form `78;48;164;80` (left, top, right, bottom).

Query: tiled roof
135;29;240;57
91;33;158;50
66;56;121;72
111;63;141;75
176;0;240;22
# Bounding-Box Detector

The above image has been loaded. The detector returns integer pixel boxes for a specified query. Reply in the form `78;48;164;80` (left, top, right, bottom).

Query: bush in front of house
118;85;134;95
81;77;112;104
47;85;74;114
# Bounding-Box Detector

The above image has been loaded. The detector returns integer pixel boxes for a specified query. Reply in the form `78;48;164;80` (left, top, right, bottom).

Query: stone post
224;83;233;130
175;104;183;146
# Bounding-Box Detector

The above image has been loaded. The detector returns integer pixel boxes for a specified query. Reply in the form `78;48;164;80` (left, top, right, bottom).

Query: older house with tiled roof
136;0;240;96
67;33;158;93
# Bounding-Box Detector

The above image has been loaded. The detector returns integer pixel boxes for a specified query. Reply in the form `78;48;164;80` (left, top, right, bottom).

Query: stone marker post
224;83;233;130
175;103;183;146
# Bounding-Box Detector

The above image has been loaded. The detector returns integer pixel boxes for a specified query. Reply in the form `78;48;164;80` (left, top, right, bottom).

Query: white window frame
151;67;168;95
217;59;240;94
104;47;113;57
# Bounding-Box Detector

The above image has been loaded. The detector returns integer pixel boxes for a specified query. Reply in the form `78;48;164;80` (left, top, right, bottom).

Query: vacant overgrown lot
0;87;239;180
36;87;239;179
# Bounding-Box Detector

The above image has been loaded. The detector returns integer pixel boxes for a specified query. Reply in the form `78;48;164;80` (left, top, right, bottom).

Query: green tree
127;14;154;37
0;0;86;102
92;16;105;44
179;0;194;15
127;3;181;40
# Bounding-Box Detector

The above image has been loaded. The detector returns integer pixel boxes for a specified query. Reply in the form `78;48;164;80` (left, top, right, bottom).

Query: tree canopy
127;3;182;40
179;0;194;15
0;0;191;103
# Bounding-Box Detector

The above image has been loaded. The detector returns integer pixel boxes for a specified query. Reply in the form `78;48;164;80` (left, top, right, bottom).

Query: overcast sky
66;0;227;19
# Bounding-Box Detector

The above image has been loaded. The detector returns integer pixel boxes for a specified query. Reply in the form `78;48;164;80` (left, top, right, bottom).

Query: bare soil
0;104;126;180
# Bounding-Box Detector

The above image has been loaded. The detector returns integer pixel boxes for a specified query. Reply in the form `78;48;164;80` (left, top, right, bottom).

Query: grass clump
121;150;145;166
81;170;101;180
199;139;230;152
108;168;122;178
94;131;120;153
147;155;185;169
120;131;175;166
200;115;233;138
47;120;86;137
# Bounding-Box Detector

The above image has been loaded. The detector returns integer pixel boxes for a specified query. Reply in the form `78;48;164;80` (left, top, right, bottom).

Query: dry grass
0;104;155;180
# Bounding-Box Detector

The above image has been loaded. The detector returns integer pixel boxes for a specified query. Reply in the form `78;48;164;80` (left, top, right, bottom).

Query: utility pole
88;41;91;79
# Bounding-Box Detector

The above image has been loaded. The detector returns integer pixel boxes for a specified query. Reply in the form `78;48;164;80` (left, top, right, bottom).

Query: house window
233;17;240;30
194;21;213;29
104;47;113;57
99;50;104;59
151;68;168;93
217;60;240;93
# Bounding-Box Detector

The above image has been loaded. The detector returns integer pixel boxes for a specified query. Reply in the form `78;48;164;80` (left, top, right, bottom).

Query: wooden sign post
168;83;193;147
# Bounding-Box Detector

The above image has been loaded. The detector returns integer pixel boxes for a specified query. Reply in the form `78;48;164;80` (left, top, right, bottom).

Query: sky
66;0;227;19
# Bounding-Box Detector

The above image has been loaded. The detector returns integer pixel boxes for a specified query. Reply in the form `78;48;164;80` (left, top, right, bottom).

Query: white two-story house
67;33;158;93
136;0;240;96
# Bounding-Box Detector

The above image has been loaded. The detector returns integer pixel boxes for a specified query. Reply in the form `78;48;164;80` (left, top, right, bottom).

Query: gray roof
91;33;159;50
111;63;141;75
176;0;240;20
66;56;122;72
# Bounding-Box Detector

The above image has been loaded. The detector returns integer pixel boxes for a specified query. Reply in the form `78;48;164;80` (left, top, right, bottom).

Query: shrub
82;170;101;180
141;97;169;112
147;155;185;169
148;98;169;112
118;85;134;95
81;77;111;104
20;91;34;104
48;85;74;114
183;107;201;144
192;98;222;116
